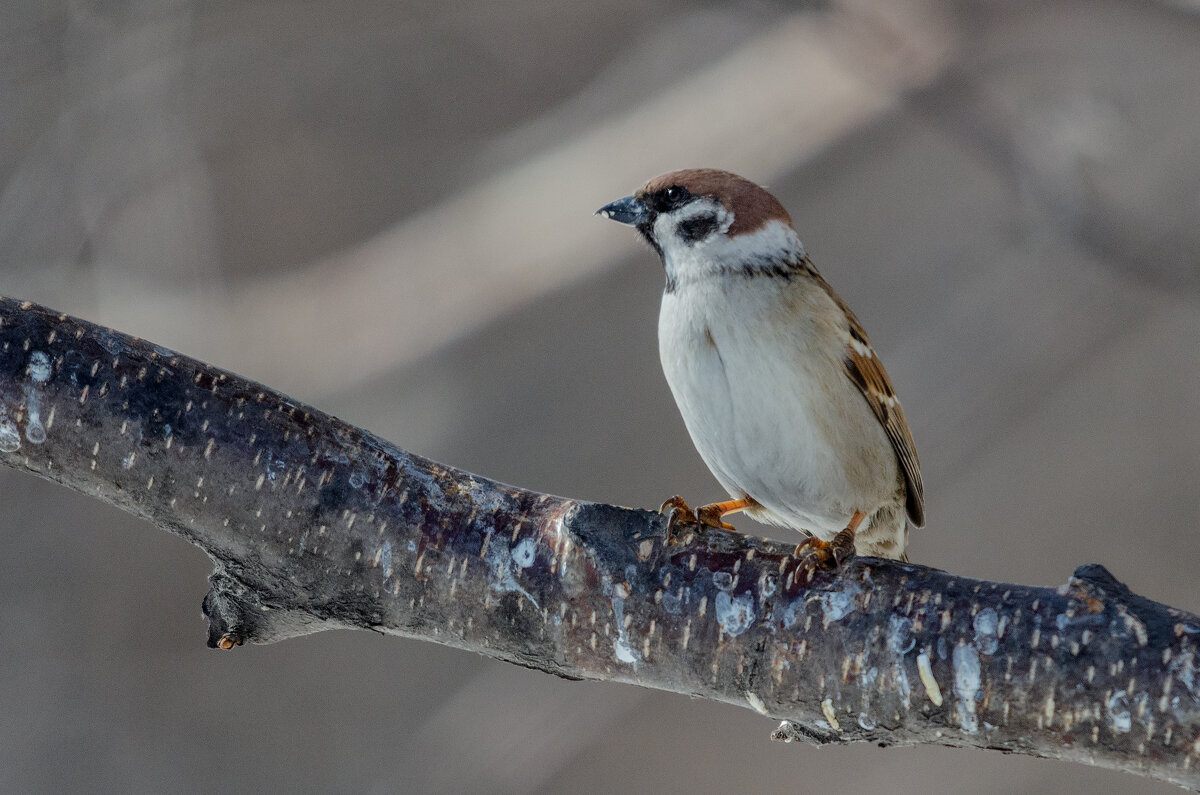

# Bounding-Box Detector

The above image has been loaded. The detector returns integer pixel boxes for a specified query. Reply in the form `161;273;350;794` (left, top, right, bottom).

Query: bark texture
0;296;1197;789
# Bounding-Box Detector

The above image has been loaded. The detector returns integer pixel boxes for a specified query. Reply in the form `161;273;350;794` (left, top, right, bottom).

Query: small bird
597;169;923;564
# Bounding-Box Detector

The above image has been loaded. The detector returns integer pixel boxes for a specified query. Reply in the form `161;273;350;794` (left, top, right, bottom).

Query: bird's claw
659;495;696;524
829;526;857;567
696;504;737;531
793;527;857;581
659;496;740;544
659;495;697;544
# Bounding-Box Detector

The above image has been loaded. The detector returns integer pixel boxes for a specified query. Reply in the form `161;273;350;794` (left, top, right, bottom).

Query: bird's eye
664;186;686;204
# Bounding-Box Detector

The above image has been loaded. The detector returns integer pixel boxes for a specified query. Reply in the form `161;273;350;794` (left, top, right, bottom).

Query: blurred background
2;0;1199;791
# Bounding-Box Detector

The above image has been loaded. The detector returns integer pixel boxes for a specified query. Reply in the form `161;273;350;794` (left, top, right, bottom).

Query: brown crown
639;168;793;236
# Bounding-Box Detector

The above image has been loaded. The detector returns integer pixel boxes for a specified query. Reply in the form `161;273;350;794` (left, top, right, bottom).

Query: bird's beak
596;195;650;226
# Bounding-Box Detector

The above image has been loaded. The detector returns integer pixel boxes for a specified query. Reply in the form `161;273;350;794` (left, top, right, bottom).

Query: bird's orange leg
696;498;754;530
795;509;865;572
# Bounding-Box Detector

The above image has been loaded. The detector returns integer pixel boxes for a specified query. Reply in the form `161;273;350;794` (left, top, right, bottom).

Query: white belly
658;277;900;542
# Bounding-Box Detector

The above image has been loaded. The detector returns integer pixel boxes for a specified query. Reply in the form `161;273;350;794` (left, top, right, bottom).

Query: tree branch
0;296;1197;789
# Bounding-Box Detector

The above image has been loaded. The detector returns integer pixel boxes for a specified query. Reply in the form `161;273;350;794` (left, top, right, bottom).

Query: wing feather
807;263;925;527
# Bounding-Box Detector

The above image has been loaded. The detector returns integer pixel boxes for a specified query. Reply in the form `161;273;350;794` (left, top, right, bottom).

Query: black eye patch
647;185;692;213
676;213;720;244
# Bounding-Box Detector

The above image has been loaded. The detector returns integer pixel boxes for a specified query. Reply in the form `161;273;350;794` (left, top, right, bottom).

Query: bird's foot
658;496;747;543
696;502;739;531
792;511;864;579
794;529;857;572
659;495;698;544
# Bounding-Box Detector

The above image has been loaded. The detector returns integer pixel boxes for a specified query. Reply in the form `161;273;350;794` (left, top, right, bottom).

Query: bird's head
597;168;803;290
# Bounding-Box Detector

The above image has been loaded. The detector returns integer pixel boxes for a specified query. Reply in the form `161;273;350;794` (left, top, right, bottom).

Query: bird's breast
657;278;898;537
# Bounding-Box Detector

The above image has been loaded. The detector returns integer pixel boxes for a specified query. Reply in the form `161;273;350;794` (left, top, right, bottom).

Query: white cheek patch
719;220;805;263
652;212;676;245
654;200;733;249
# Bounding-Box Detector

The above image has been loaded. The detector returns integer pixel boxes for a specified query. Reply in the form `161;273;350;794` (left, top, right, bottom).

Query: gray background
2;0;1199;792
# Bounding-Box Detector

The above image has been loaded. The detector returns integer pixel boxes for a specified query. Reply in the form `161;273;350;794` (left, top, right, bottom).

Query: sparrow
597;169;923;564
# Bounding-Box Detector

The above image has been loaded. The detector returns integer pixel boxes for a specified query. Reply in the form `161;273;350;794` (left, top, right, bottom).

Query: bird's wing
808;264;925;527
